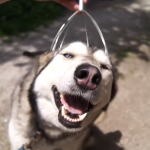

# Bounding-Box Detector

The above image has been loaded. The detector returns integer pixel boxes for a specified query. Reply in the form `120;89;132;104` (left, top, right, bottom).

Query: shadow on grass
84;126;124;150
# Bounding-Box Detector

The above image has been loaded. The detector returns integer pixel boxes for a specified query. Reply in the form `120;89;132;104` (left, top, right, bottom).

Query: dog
8;42;117;150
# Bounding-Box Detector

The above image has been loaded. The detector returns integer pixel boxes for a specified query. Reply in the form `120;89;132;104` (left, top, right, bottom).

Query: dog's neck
35;117;84;143
37;120;66;141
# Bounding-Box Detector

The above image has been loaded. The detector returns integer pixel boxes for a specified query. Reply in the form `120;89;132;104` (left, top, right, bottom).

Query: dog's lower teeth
61;106;87;122
63;113;86;122
79;113;87;120
63;113;81;122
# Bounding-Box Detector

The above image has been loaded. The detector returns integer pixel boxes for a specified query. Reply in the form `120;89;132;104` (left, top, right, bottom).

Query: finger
36;0;88;11
57;0;79;11
59;0;88;11
84;0;88;4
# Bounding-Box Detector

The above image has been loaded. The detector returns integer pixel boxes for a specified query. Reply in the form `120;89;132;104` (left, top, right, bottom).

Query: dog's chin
52;86;94;129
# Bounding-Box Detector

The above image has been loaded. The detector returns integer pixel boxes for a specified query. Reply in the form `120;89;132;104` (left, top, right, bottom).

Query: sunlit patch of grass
116;47;134;58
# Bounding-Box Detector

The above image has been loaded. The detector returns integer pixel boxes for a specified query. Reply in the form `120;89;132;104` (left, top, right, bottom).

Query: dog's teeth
66;116;70;120
76;118;80;122
64;104;67;110
64;114;84;122
79;113;87;121
61;106;67;116
60;94;63;99
63;112;87;122
74;118;77;122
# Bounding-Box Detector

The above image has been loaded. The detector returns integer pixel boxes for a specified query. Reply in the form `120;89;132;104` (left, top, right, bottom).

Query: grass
0;0;63;36
116;47;134;58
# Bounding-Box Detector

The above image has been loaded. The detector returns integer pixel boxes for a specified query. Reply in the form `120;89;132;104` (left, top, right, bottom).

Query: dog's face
26;42;115;133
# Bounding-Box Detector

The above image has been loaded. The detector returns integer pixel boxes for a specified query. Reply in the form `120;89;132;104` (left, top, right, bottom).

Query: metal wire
59;28;68;50
50;11;78;51
50;0;109;55
84;23;89;47
79;0;84;11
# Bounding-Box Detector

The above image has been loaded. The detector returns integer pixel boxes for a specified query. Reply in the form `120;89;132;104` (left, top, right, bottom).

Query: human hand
37;0;88;11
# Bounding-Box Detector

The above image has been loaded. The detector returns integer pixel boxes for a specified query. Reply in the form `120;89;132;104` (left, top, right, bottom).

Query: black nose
74;63;101;90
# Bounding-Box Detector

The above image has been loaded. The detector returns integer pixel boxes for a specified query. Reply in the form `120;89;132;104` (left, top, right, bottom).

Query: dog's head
24;42;116;134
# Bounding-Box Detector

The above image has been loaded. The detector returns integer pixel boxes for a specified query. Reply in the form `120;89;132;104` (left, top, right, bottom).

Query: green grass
116;47;134;58
0;0;63;36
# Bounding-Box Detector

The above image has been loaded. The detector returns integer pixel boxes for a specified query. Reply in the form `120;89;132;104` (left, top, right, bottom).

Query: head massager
50;0;108;55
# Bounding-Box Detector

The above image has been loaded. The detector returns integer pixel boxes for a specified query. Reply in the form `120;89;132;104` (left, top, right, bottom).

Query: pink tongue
61;95;89;115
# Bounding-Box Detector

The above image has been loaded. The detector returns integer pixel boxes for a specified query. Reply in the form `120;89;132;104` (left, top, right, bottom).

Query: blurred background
0;0;150;150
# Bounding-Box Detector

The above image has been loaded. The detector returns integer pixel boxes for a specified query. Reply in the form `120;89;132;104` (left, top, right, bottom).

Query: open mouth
52;86;93;128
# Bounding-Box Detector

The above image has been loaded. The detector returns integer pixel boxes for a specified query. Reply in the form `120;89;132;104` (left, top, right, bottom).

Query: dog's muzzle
52;64;101;129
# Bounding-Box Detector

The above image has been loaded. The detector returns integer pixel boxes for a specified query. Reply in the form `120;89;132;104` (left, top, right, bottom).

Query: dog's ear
23;51;55;74
110;67;118;100
102;66;118;112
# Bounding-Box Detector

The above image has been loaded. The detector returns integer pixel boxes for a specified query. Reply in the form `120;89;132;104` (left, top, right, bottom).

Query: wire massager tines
50;0;109;56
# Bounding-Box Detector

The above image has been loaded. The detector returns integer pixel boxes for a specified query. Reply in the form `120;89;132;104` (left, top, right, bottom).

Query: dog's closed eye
101;64;109;70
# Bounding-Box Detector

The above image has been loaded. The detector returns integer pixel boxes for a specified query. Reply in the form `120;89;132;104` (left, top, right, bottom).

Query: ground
0;0;150;150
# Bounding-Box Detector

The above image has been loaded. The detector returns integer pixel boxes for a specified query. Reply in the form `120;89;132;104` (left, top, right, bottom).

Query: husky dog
8;42;117;150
